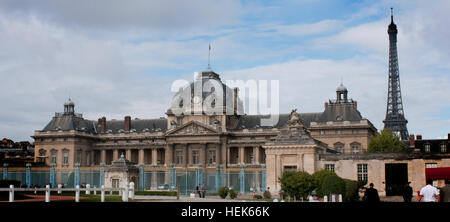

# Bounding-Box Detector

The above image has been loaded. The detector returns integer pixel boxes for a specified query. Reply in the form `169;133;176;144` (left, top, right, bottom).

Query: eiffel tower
383;8;409;141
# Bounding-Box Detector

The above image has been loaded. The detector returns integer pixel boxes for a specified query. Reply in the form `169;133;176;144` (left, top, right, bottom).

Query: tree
279;171;316;200
367;129;407;153
320;174;346;197
312;170;337;197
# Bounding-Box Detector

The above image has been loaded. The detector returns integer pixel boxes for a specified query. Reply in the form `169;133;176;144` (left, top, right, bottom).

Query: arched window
62;149;69;166
351;142;362;154
334;142;344;153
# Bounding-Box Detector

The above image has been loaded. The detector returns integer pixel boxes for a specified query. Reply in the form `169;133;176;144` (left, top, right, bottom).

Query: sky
0;0;449;142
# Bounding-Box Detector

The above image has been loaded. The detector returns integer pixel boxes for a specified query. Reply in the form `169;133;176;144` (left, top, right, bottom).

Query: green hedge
320;174;346;197
134;191;177;196
312;170;337;197
218;187;229;199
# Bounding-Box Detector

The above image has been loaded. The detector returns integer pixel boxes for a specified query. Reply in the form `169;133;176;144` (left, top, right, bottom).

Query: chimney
416;134;422;140
324;102;328;109
353;101;357;109
409;134;415;148
233;87;239;115
101;117;106;133
124;116;131;131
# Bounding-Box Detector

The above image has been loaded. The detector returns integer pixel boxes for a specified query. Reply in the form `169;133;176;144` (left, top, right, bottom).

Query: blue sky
0;0;449;141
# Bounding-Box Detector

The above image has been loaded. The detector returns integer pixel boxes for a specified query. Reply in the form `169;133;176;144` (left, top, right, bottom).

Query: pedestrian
418;179;440;202
402;182;413;202
439;179;450;202
363;183;380;202
201;184;206;198
196;184;200;198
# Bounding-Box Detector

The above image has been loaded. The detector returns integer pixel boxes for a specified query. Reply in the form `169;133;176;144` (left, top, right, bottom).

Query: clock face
193;96;202;104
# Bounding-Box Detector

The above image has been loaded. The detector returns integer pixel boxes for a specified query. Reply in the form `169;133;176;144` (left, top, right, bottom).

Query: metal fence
2;166;266;195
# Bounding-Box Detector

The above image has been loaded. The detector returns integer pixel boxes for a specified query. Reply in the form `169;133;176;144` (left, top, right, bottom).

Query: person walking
201;184;206;198
418;179;440;202
402;182;413;202
439;180;450;202
363;183;380;202
196;184;200;198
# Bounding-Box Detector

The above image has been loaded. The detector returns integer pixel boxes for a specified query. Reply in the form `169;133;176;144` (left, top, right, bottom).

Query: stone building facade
31;69;450;196
32;70;376;174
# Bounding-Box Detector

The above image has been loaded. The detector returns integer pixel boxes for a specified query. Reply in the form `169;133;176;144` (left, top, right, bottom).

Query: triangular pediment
166;120;219;136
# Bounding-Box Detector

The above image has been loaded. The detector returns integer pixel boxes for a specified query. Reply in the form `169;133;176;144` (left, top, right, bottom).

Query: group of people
363;179;450;202
195;184;206;198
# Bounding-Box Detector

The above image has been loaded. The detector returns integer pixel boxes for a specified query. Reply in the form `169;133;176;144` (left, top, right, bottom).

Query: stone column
275;154;282;191
239;147;245;164
254;147;260;164
184;145;189;167
220;141;226;166
126;150;132;161
200;144;207;168
152;148;158;166
101;150;106;164
165;144;173;166
113;149;119;160
138;149;145;165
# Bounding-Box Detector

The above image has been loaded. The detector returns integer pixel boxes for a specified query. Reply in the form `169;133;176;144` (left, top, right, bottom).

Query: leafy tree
279;171;316;200
320;174;346;198
312;170;337;197
367;129;407;153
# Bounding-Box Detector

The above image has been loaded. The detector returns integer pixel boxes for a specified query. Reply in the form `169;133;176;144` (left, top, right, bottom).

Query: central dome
169;70;243;116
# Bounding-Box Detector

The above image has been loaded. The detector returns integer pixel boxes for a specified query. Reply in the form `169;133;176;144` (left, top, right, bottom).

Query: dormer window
441;144;447;153
179;99;183;108
211;99;216;108
424;144;431;153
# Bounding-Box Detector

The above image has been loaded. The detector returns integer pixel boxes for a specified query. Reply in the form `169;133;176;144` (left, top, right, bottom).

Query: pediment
166;120;219;136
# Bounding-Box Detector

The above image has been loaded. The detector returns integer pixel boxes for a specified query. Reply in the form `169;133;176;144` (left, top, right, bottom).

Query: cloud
0;0;242;31
272;20;345;36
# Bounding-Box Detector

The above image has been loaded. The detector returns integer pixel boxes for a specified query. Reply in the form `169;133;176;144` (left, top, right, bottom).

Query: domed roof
336;83;347;92
169;70;243;115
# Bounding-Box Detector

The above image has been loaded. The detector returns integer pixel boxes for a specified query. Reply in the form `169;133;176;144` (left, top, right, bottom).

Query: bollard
58;184;62;194
331;194;336;202
122;186;129;202
101;185;105;202
94;186;97;195
86;184;90;195
129;182;135;200
308;196;313;202
75;185;80;202
273;198;278;202
9;185;14;202
338;194;342;202
45;185;50;202
324;195;328;202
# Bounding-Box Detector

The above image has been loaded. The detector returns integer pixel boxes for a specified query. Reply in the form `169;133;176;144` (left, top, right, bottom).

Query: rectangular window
283;165;297;172
112;179;119;188
208;150;216;164
425;163;437;168
325;164;335;172
51;154;57;165
176;151;183;165
357;164;368;182
192;150;199;165
63;151;68;165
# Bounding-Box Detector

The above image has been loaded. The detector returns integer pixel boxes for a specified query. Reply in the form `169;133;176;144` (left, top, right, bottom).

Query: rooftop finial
207;44;211;70
390;7;394;24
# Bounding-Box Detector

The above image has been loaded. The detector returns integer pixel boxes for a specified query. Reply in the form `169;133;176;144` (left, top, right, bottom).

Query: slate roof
42;115;97;133
233;112;323;129
318;103;362;122
104;118;167;133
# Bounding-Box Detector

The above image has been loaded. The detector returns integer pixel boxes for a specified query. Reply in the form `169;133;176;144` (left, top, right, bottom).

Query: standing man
439;180;450;202
201;184;206;198
418;179;440;202
364;183;380;202
402;182;413;202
